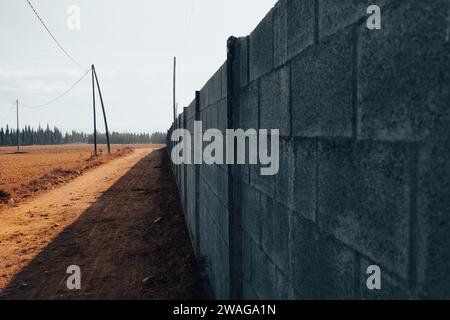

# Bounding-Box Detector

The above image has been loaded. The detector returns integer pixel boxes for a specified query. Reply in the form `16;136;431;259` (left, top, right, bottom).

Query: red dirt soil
0;144;160;205
0;147;206;299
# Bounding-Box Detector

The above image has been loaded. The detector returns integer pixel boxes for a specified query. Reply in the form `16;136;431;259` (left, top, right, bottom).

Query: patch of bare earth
0;145;154;205
0;147;206;299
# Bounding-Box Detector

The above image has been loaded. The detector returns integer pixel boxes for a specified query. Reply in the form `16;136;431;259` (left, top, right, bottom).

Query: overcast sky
0;0;277;133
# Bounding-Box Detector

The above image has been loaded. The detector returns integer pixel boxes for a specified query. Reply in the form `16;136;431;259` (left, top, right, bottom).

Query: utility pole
92;65;111;154
91;65;97;156
16;99;19;152
173;56;176;123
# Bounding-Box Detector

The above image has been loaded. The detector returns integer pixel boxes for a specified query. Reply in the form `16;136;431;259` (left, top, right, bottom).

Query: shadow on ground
0;148;206;300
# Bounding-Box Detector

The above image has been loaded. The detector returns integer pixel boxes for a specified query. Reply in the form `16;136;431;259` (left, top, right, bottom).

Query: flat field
0;144;160;204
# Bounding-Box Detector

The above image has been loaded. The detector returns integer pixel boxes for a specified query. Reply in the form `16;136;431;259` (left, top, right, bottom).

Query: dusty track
0;147;205;299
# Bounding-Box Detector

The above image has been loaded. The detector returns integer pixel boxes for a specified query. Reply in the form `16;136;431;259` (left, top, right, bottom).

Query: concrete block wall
168;62;230;299
167;0;450;299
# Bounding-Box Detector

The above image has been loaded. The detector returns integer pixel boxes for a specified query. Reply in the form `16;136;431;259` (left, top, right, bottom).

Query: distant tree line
0;125;166;146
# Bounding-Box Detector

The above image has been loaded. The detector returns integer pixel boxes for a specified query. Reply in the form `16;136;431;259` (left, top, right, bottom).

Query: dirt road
0;147;205;299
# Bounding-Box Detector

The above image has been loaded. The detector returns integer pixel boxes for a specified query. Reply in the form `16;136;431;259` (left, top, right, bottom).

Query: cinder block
275;139;294;207
358;0;450;141
318;0;394;39
217;98;228;133
291;215;356;299
238;81;259;129
242;232;253;286
417;141;450;299
212;196;224;234
259;66;290;136
216;239;230;298
215;166;229;207
286;0;315;59
292;138;317;222
260;193;274;257
241;164;250;185
206;78;214;108
291;29;353;137
200;83;208;110
243;285;260;300
273;0;288;68
318;139;413;279
212;103;220;130
200;109;207;130
249;9;274;81
220;62;227;99
271;202;291;274
239;37;250;88
184;104;193;121
212;68;222;104
221;207;230;245
274;267;293;300
198;203;209;253
251;241;276;299
242;184;261;243
250;163;275;196
359;257;412;300
199;176;212;206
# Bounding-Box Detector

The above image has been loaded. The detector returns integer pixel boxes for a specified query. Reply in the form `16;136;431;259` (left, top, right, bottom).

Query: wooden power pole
16;99;19;152
92;65;111;154
91;65;97;156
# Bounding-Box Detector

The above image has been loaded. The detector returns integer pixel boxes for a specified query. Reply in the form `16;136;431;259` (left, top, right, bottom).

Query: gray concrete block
220;61;228;99
238;81;259;129
274;267;293;300
216;239;230;298
292;138;317;222
260;66;290;136
318;0;394;39
359;257;412;300
200;109;207;130
250;163;275;196
287;0;315;59
318;139;412;279
241;164;250;185
242;184;261;243
260;193;274;258
274;0;288;68
239;37;250;88
251;241;276;299
358;0;450;141
217;98;228;133
242;232;253;286
209;103;219;130
417;141;450;299
250;9;274;81
215;165;229;207
221;207;230;245
291;215;356;299
212;68;223;104
291;29;353;137
275;139;294;207
200;83;208;110
243;285;260;300
271;202;291;274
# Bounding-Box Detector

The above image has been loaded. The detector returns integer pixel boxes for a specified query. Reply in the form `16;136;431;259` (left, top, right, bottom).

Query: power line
19;69;91;109
25;0;85;69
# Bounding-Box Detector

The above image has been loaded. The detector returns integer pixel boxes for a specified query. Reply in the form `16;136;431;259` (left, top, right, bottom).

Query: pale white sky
0;0;277;133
